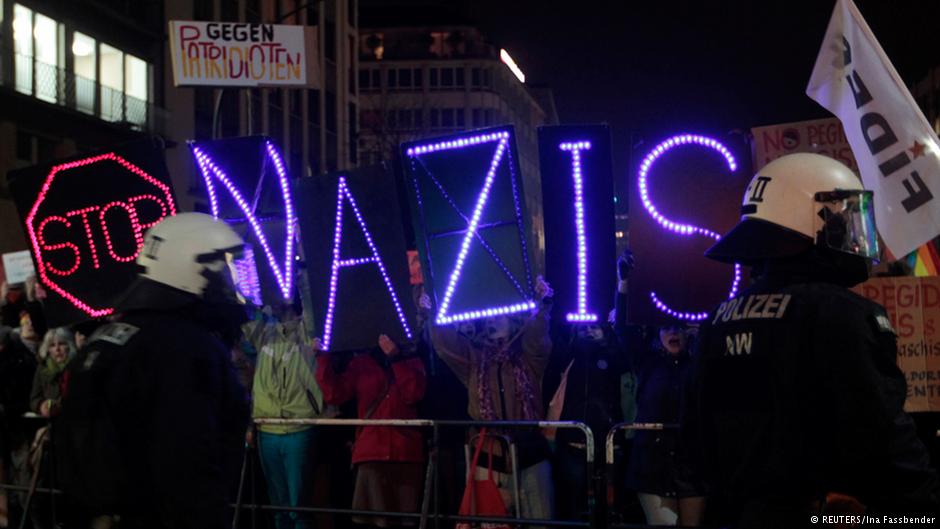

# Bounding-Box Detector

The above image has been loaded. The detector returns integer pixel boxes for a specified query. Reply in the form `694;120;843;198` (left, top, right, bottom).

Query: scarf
476;344;539;421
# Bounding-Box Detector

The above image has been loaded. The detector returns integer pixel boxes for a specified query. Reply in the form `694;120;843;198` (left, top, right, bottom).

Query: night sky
364;0;940;178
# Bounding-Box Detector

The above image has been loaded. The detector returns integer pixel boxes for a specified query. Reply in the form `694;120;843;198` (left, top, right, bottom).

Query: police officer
682;153;939;527
55;213;251;528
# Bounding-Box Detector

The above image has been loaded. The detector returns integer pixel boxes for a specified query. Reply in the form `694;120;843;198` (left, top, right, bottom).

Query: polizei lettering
711;293;792;324
841;35;933;212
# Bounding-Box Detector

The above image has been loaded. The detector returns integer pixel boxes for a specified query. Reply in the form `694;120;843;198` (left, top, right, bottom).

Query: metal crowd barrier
245;418;596;529
605;422;683;529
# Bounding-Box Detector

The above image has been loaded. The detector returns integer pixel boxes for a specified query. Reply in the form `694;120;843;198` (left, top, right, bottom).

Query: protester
53;212;250;529
0;326;37;528
429;276;555;522
246;303;323;529
7;277;47;357
544;317;629;521
0;282;25;329
29;328;76;418
316;334;427;527
684;153;940;526
611;251;706;527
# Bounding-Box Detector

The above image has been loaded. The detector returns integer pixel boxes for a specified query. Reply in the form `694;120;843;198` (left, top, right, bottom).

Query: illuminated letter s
637;134;742;321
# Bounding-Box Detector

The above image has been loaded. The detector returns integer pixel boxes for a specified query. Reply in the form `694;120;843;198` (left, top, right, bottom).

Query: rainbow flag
909;240;940;277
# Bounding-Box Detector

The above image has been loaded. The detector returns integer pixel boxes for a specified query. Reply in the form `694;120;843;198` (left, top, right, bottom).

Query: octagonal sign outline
24;152;177;318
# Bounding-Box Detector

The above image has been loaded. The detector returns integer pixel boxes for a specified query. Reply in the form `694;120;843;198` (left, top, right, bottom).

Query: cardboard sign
538;125;617;324
296;164;415;352
2;250;35;285
402;127;535;325
853;276;940;412
168;21;318;87
7;138;177;325
751;117;858;173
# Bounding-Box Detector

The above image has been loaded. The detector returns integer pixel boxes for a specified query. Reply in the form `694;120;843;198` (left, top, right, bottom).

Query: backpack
53;322;139;513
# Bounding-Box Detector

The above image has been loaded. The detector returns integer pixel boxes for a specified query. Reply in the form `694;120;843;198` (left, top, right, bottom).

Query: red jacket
316;354;426;464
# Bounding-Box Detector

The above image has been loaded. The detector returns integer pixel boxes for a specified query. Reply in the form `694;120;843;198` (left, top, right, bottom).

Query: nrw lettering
725;332;753;356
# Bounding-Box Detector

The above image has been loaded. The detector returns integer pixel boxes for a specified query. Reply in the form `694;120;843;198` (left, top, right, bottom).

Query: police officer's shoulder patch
872;312;896;335
88;322;141;346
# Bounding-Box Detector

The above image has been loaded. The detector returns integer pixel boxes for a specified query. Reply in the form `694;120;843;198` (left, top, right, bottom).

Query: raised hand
24;275;37;302
534;275;554;302
418;293;432;311
378;334;399;357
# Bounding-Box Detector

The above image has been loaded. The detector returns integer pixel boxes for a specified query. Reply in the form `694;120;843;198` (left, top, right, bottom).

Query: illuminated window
13;4;33;95
99;43;123;122
33;12;59;103
73;32;96;114
124;54;148;126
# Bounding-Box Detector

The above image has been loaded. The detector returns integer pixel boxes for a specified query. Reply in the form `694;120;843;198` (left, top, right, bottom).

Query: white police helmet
136;212;247;303
706;153;880;265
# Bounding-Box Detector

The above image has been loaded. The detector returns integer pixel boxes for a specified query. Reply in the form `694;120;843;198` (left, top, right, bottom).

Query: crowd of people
0;249;720;529
0;154;939;529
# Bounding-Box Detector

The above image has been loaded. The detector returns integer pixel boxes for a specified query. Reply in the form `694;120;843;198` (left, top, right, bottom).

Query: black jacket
0;334;36;453
56;307;249;528
682;272;939;524
549;333;629;454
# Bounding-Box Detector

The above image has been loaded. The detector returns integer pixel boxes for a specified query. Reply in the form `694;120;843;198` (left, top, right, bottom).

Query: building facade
0;0;165;254
0;0;357;258
164;0;358;213
357;24;558;270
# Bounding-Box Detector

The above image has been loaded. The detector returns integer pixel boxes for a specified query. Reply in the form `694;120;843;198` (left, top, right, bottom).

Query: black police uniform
682;268;940;527
55;284;249;529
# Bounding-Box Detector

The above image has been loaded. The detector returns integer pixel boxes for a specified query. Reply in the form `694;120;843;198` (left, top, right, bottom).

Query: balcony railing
4;52;164;133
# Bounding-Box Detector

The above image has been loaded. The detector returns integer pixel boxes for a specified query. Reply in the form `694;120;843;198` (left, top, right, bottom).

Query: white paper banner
169;21;313;87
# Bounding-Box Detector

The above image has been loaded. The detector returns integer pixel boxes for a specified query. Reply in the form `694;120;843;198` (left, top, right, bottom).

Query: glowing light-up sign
296;164;417;352
538;125;617;326
559;141;597;323
190;138;296;301
637;134;743;321
8;143;178;322
404;128;536;325
321;176;412;351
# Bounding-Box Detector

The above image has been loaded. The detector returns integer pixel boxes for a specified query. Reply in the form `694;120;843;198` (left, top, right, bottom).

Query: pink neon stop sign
24;152;177;318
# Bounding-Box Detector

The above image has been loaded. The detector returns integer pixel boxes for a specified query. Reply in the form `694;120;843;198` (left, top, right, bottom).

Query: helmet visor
813;190;880;261
224;245;262;306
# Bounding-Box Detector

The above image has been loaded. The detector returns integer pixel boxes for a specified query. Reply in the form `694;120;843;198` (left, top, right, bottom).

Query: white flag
806;0;940;259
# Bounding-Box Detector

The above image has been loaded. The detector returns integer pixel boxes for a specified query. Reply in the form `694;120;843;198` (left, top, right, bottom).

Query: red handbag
457;429;512;529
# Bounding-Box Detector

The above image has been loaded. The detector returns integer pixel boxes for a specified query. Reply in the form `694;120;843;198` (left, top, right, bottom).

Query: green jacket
247;319;324;434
